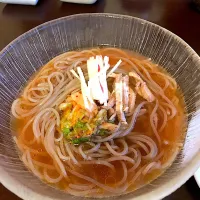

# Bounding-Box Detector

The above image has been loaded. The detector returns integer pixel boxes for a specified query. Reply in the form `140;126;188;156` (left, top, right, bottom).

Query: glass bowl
0;13;200;200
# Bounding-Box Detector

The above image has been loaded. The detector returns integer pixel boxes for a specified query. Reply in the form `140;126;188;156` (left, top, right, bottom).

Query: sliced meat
108;108;116;121
108;108;115;117
122;75;129;113
135;81;155;102
107;92;116;108
99;123;119;132
115;73;127;124
127;87;136;114
129;71;155;102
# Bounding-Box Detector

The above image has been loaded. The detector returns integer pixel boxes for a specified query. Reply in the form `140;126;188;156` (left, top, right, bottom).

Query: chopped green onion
62;127;71;137
74;120;88;130
96;120;101;126
72;137;89;145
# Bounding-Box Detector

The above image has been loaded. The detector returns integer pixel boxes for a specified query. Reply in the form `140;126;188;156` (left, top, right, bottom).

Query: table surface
0;0;200;199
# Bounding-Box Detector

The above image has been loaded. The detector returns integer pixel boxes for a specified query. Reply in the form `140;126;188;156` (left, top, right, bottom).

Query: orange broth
12;48;187;196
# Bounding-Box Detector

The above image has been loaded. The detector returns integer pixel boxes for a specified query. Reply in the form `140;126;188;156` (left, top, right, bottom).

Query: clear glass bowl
0;13;200;200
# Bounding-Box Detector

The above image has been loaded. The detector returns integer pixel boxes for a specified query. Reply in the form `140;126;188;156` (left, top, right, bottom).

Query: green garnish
72;137;89;144
62;127;71;137
74;120;88;131
98;129;109;136
95;120;101;126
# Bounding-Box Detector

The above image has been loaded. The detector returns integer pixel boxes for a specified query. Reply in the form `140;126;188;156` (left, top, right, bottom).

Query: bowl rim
0;13;200;200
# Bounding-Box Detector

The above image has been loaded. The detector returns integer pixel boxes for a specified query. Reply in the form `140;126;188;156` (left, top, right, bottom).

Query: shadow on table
59;0;105;16
163;177;200;200
2;0;56;21
0;177;199;200
2;0;105;22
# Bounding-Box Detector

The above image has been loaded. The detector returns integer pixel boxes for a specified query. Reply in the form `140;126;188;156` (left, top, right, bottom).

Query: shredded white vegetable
70;69;80;80
70;56;122;111
107;60;122;78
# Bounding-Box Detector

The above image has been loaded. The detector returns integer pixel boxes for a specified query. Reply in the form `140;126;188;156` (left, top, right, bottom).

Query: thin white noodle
150;100;161;144
80;160;115;171
69;183;95;190
104;139;128;156
128;149;141;172
116;161;127;186
91;130;121;143
142;162;161;175
66;188;99;197
129;166;146;186
44;169;63;183
84;143;101;154
78;144;91;160
135;141;149;154
88;153;108;158
106;156;135;165
158;105;168;132
65;142;79;165
56;146;70;161
14;137;47;156
59;139;67;156
26;150;43;179
43;123;67;177
54;131;63;143
68;169;128;194
127;135;158;160
33;108;60;140
32;160;55;170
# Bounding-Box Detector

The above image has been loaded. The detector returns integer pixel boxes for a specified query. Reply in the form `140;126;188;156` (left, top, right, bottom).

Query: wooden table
0;0;200;199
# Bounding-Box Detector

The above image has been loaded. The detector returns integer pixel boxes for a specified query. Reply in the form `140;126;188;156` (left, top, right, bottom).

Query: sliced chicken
129;71;155;102
108;108;116;121
127;88;136;114
115;73;127;124
129;71;142;82
108;108;115;117
122;75;129;113
108;73;117;78
99;122;119;132
107;92;116;108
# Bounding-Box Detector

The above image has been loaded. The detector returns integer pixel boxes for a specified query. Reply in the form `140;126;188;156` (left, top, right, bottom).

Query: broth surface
11;48;186;197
